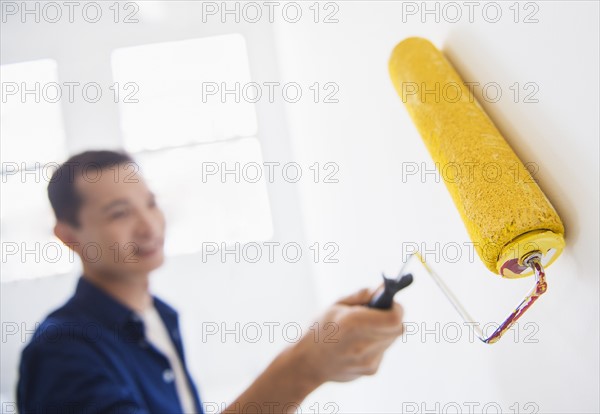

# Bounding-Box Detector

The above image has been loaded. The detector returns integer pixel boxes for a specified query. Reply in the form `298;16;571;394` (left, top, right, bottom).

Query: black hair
47;150;135;228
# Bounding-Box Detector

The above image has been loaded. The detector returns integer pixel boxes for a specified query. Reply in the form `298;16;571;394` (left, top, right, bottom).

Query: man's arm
223;288;405;413
221;339;322;414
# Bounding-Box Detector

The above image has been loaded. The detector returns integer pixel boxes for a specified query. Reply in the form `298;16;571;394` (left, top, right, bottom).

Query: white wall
2;1;599;413
273;1;599;413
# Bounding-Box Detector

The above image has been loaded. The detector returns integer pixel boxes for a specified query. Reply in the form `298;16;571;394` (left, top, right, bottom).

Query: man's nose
135;209;160;239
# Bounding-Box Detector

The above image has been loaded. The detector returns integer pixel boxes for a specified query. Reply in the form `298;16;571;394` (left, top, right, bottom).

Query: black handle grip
367;273;413;310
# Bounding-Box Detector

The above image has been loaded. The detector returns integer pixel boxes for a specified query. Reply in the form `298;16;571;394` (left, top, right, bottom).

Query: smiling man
17;150;406;414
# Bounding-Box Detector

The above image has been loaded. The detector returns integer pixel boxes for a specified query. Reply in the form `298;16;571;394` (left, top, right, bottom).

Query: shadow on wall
440;28;599;413
442;30;580;251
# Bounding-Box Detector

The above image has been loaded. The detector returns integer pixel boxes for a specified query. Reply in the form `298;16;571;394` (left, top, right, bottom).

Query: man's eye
110;211;128;219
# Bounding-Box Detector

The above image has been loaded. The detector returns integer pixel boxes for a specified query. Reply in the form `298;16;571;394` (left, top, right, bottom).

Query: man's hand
293;287;405;384
223;287;405;413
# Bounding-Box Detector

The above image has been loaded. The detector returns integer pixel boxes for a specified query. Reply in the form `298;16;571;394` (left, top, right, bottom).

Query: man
17;150;406;413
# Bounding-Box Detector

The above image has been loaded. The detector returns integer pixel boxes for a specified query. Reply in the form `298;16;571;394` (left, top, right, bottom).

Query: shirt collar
152;295;179;330
72;275;179;334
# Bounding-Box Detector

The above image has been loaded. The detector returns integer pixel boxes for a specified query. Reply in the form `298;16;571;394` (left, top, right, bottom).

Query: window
111;34;273;255
111;34;258;151
1;59;72;282
135;139;273;256
1;59;67;169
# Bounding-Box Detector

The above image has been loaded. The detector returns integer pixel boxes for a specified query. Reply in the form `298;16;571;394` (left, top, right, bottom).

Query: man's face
67;163;166;278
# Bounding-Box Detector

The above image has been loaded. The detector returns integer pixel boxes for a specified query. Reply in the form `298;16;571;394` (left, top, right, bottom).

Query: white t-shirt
139;304;196;414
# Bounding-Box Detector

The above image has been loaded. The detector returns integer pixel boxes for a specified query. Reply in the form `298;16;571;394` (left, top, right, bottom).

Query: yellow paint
388;37;564;277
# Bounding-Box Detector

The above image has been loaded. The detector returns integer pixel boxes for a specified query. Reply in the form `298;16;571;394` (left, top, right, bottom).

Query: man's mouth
135;240;163;257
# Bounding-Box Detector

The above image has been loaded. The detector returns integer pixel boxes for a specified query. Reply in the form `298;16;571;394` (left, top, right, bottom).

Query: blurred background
1;1;598;412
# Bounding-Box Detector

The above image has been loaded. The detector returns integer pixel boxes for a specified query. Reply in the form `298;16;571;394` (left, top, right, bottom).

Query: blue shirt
17;275;205;414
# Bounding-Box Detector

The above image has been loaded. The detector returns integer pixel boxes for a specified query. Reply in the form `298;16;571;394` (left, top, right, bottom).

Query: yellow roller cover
388;37;564;277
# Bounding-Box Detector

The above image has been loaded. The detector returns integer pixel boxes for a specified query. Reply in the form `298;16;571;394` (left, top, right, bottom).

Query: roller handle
368;273;413;310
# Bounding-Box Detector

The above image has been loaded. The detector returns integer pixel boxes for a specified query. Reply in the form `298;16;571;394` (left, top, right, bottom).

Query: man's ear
54;221;79;250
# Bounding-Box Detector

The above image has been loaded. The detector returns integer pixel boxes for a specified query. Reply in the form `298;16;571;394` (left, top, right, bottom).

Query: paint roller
381;37;565;343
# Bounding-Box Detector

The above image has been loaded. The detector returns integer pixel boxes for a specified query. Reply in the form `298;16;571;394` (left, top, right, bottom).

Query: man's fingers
350;302;405;335
336;287;375;306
